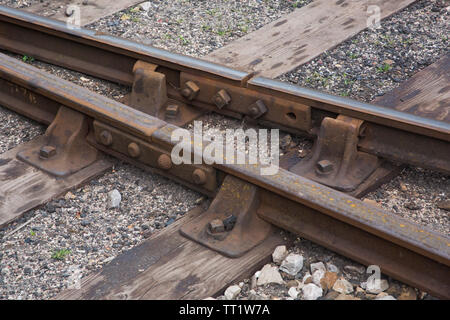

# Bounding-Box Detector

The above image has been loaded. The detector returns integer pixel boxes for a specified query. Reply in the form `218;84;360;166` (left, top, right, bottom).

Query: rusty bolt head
65;7;74;17
181;81;200;101
157;154;172;170
248;100;268;119
99;130;113;146
39;145;56;159
249;106;259;117
128;142;141;158
213;89;231;109
192;169;207;185
208;219;225;233
223;214;237;231
316;160;334;174
165;104;179;119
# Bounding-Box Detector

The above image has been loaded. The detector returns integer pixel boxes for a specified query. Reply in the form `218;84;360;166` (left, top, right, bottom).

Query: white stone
107;189;121;209
375;292;388;299
326;263;339;273
344;265;365;275
332;278;354;294
272;245;288;264
312;269;326;286
302;283;323;300
65;191;75;199
224;285;241;300
365;278;389;294
251;270;261;289
301;272;311;284
376;295;396;300
257;264;285;286
310;262;326;274
288;287;299;299
139;1;152;11
280;253;304;276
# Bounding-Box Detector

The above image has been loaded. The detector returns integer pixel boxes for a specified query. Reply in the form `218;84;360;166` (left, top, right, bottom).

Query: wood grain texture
0;138;111;228
206;0;416;77
57;206;284;300
24;0;143;26
374;53;449;122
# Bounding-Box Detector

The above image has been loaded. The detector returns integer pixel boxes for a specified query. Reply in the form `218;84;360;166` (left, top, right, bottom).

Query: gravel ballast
0;0;448;300
88;0;309;57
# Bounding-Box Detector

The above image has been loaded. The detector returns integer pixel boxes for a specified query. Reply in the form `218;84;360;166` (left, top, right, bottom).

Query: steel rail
0;5;449;165
0;52;449;298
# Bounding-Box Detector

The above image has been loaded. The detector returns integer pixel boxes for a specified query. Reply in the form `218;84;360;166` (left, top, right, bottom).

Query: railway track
0;5;449;299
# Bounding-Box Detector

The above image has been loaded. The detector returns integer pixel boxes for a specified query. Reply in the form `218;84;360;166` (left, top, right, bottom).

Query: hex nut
223;214;237;231
39;145;56;159
248;100;268;119
316;159;334;174
99;130;113;146
192;169;207;185
208;219;225;233
249;106;259;117
157;154;172;170
128;142;141;158
213;89;231;109
166;104;180;119
181;81;200;101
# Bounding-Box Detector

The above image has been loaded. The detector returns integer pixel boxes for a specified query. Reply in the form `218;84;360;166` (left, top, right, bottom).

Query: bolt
192;169;207;185
157;154;172;170
248;100;268;119
316;160;334;174
99;130;113;146
223;214;237;231
181;88;191;98
128;142;141;158
165;104;179;119
39;145;56;159
208;219;225;233
180;81;200;101
249;106;259;117
212;89;231;109
65;7;74;17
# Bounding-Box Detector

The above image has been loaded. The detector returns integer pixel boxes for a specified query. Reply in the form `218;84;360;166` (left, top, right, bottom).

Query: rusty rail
0;52;449;298
0;6;449;176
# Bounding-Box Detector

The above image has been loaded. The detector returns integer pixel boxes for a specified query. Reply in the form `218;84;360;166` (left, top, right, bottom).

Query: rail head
248;76;450;142
0;52;164;138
